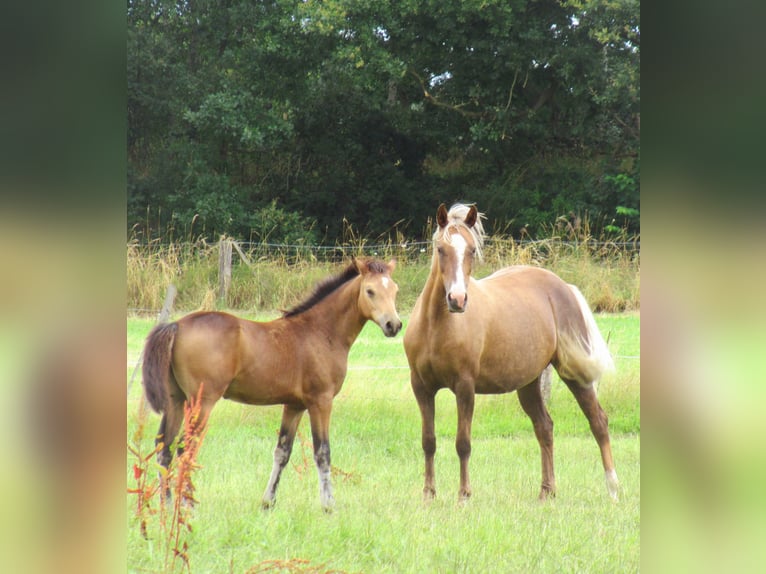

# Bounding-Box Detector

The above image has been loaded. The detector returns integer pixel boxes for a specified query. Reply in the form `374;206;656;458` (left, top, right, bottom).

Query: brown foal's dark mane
282;261;361;318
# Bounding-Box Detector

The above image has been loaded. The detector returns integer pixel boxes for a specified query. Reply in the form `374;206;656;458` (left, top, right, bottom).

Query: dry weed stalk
127;395;164;541
290;428;313;478
246;557;359;574
290;428;359;484
164;383;210;573
129;384;209;573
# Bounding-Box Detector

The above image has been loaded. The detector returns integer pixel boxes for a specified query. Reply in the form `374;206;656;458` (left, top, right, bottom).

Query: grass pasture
127;312;639;573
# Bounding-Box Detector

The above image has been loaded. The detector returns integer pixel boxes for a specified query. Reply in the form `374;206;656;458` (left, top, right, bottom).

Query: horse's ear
387;258;397;272
436;203;449;228
351;255;364;273
464;205;478;228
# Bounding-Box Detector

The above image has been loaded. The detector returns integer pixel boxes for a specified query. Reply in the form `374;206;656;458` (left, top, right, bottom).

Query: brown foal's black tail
141;322;178;413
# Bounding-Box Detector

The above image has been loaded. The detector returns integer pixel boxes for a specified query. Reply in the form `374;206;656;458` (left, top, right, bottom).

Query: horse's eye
366;288;375;297
437;247;444;255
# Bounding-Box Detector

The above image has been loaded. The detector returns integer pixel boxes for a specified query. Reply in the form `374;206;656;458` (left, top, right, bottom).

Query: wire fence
129;236;640;267
231;238;642;251
251;237;636;260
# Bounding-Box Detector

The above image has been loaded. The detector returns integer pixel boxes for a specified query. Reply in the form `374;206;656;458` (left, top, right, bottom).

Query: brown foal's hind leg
562;378;620;501
262;404;305;510
155;395;185;499
517;378;556;499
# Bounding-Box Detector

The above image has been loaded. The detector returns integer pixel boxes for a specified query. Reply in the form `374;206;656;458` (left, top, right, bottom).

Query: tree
128;0;639;241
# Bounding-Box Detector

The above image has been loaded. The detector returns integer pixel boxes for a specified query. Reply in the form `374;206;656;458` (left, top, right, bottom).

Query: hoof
261;498;275;511
321;494;335;514
422;486;436;502
160;487;173;507
538;486;556;501
605;469;620;502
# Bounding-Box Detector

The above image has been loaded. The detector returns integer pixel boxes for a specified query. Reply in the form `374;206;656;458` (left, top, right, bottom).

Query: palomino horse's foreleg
412;382;437;500
562;379;620;501
261;404;305;510
517;380;556;499
454;382;475;502
307;401;335;512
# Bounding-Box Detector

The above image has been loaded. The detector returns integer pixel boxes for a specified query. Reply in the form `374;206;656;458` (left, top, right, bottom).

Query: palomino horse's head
355;258;402;336
433;203;485;313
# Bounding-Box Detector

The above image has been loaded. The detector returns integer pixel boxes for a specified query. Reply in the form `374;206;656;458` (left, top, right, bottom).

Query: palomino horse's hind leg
517;379;556;499
562;378;620;501
261;404;305;510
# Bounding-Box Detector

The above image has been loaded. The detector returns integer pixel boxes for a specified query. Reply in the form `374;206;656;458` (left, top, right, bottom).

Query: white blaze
448;233;468;296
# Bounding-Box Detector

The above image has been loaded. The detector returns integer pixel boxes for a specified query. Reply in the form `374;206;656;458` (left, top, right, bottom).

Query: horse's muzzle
447;292;468;313
383;318;403;337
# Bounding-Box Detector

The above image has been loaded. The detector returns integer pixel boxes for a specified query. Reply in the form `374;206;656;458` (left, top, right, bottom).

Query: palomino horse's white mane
432;203;486;260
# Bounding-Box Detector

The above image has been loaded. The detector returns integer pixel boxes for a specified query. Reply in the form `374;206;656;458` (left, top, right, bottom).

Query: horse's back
481;264;563;289
174;311;245;358
481;265;583;317
177;310;242;330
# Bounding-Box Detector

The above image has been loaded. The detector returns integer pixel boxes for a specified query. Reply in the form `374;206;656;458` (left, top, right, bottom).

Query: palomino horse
142;258;401;511
403;204;619;502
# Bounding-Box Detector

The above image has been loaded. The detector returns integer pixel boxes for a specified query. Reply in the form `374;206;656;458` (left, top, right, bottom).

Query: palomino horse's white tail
555;285;614;389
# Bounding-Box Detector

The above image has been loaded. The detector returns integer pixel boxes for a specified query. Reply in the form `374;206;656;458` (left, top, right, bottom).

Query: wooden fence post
158;284;177;323
219;236;232;305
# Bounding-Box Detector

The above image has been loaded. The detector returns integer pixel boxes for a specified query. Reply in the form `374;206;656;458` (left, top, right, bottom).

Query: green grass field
127;312;639;573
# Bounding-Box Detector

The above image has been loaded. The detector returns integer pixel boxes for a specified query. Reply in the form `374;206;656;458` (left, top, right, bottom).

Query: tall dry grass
127;223;639;315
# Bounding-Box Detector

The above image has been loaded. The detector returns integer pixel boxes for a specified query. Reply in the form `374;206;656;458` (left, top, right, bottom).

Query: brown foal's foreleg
562;379;620;501
307;400;335;512
517;379;556;499
412;379;437;500
454;381;475;502
261;404;305;509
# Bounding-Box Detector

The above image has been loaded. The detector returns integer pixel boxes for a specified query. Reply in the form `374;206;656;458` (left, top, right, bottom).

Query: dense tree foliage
128;0;639;242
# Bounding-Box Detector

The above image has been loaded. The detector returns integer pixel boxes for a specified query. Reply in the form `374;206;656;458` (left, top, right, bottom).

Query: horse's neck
422;258;449;316
304;279;365;349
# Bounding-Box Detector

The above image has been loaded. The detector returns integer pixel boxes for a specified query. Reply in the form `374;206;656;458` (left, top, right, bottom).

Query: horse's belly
473;378;515;394
474;345;552;393
473;366;539;394
223;383;274;405
223;376;296;406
